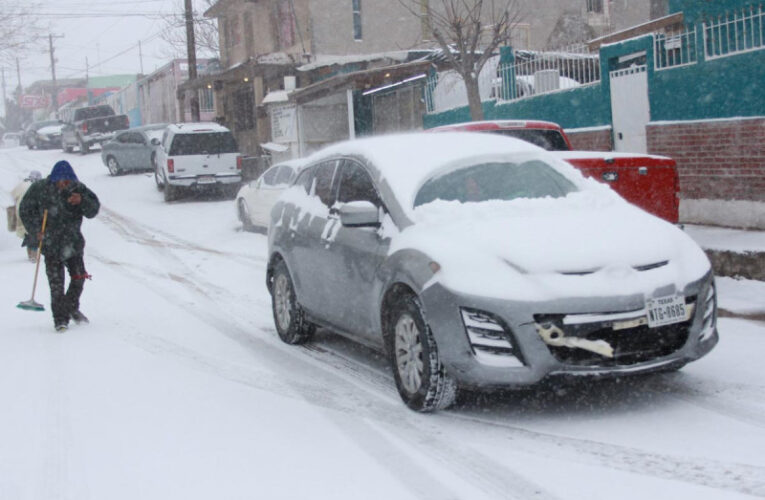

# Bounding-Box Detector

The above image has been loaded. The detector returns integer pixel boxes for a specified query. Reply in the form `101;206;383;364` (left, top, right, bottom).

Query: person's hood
48;161;78;183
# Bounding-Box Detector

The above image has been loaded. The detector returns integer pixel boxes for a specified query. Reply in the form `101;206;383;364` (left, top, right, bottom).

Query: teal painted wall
424;1;764;129
669;0;755;24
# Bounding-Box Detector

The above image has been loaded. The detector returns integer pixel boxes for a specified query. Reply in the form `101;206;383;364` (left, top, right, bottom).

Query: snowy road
1;146;764;499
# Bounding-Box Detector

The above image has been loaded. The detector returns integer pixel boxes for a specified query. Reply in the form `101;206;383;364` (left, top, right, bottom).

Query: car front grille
534;297;696;367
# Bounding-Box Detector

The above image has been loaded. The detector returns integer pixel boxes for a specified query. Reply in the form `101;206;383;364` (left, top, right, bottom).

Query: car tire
385;293;457;412
271;260;315;345
64;143;74;153
238;198;255;232
106;156;121;176
164;182;179;202
154;167;165;191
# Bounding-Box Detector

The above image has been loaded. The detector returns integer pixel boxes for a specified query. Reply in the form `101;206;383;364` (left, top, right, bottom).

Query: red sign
19;95;51;109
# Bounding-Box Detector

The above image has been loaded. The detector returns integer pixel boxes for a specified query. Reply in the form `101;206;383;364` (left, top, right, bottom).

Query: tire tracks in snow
92;207;765;499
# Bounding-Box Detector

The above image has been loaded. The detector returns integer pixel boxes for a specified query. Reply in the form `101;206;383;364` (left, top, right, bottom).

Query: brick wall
565;128;613;151
647;118;765;202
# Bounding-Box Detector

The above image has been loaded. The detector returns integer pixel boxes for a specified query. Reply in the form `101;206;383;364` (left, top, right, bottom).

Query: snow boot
55;323;68;333
70;310;89;324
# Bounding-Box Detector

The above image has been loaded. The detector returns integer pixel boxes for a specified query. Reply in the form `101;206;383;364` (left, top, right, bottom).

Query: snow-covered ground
1;146;764;500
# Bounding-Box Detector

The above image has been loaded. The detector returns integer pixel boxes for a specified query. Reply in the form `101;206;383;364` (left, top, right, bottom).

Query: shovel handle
29;209;48;302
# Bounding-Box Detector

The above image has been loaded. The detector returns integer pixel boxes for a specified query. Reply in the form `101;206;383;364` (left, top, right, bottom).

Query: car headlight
460;308;524;367
699;281;716;342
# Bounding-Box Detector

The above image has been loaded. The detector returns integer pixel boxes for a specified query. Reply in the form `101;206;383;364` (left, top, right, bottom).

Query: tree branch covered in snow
400;0;523;120
0;1;46;66
158;0;219;60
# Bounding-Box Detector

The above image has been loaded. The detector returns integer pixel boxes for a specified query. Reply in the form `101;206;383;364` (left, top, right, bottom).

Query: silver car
266;133;718;412
101;124;168;175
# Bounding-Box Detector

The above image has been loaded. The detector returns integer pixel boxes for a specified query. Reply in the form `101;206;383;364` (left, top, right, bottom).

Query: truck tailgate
551;151;679;223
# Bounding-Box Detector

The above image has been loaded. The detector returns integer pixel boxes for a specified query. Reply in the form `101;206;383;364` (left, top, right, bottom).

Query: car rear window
490;129;570;151
169;132;238;156
414;160;578;207
74;106;114;121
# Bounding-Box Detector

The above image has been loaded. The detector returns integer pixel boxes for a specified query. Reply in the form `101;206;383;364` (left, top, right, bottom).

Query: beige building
181;0;668;162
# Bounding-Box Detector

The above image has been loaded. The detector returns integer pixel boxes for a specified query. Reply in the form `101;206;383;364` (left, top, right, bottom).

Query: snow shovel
17;209;48;312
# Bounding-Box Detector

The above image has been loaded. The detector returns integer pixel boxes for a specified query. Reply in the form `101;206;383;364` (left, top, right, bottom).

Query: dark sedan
100;124;168;175
24;120;64;149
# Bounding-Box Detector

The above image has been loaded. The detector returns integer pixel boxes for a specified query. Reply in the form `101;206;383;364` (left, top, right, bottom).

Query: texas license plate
646;294;687;328
197;175;215;184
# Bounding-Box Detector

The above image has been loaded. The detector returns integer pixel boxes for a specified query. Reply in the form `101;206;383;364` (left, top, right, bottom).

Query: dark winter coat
19;178;100;260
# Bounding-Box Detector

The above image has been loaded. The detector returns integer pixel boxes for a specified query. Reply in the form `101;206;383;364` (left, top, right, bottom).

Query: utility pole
184;0;200;121
48;33;65;114
138;40;144;75
15;58;22;102
2;68;6;121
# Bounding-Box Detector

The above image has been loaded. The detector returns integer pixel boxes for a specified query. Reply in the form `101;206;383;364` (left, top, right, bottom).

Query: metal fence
654;27;698;70
703;4;765;60
425;44;600;113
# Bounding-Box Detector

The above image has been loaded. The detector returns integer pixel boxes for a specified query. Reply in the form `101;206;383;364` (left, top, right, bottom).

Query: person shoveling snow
19;160;100;332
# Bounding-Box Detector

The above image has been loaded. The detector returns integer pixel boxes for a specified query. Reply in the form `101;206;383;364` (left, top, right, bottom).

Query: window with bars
586;0;604;13
199;88;215;113
352;0;362;40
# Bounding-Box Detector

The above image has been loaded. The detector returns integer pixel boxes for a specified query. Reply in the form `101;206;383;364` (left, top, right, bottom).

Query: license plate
197;176;215;184
646;294;687;328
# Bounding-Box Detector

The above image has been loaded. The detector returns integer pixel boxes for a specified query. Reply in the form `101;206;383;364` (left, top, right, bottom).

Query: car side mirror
338;201;380;227
151;138;160;146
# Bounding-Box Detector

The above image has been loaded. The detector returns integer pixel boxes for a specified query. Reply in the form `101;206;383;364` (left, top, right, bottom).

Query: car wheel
163;182;179;202
271;260;315;345
106;156;121;176
385;293;457;412
79;140;89;155
238;198;255;232
154;166;165;191
64;143;74;153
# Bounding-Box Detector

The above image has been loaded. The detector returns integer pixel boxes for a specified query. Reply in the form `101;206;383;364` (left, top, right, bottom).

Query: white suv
154;122;242;201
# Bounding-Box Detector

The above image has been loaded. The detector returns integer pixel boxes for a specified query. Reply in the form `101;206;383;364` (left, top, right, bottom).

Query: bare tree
0;1;46;66
402;0;523;120
158;0;219;60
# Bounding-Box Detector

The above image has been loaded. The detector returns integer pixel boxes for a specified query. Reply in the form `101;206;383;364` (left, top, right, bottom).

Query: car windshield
169;132;238;156
414;159;578;207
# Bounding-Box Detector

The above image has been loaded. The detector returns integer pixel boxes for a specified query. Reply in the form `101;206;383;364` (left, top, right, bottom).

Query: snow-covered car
266;132;718;412
154;122;242;202
24;120;64;149
101;124;168;176
2;132;21;148
236;159;306;231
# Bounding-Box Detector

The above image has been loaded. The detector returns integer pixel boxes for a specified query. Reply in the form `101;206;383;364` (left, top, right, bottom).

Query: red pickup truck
429;120;679;224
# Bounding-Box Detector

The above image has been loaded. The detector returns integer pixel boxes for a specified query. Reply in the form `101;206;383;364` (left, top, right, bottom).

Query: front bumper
420;274;718;390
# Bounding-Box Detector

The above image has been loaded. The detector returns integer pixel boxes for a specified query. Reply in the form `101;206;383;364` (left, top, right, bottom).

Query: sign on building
270;105;297;143
19;95;51;109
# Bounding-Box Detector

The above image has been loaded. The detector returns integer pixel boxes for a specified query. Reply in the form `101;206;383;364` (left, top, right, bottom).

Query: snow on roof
305;132;589;213
168;122;230;134
297;51;411;72
262;90;291;105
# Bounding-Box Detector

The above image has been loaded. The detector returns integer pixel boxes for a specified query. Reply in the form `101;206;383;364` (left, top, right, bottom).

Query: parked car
236;159;306;231
100;124;168;176
60;104;130;154
154;122;242;202
430;120;680;223
267;133;718;412
24;120;64;149
1;132;21;148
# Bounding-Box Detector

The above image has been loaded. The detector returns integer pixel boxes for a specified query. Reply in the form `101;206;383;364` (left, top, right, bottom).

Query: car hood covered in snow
389;191;711;302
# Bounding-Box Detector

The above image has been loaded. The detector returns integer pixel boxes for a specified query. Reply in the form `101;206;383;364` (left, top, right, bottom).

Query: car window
313;160;339;207
336;160;381;207
169;132;238;156
491;129;569;151
274;165;295;185
414;160;578;207
129;132;146;144
261;166;280;186
116;133;130;143
294;167;314;194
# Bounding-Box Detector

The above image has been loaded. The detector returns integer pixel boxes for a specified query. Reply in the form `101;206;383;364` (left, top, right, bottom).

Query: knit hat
49;161;78;183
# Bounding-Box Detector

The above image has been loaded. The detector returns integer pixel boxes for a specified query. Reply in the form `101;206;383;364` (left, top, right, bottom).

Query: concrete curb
705;249;765;281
